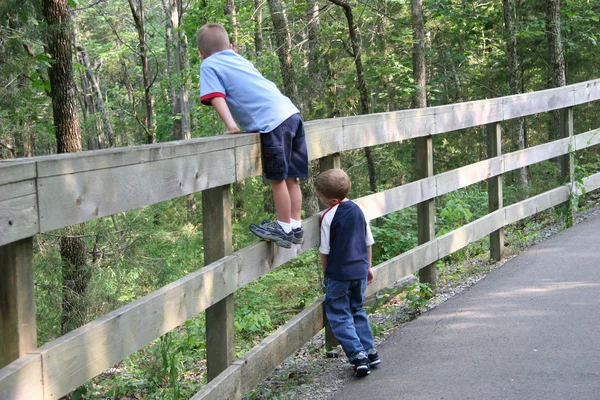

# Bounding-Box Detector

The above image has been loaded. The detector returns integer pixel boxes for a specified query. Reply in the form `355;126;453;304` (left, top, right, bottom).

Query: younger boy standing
315;169;381;377
196;23;308;248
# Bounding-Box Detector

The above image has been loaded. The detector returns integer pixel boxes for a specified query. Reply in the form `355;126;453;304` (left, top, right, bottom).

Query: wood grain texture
503;138;569;172
0;162;36;186
35;135;239;177
37;149;235;232
0;195;38;247
192;300;325;400
305;118;344;159
432;97;504;133
0;355;43;400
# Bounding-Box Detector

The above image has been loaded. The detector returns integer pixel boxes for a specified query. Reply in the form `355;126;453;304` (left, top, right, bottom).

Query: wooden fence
1;78;600;399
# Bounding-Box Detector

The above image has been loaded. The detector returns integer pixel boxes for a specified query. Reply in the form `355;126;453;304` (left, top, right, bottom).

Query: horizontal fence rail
2;79;600;246
1;78;600;400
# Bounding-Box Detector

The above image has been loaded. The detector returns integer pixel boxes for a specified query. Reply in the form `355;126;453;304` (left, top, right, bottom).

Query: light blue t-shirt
199;50;299;133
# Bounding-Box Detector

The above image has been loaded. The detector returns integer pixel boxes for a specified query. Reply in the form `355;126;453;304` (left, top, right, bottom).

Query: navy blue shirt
320;201;374;281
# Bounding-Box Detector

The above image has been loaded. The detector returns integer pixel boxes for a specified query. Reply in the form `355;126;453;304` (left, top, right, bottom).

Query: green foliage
371;209;417;265
404;283;433;310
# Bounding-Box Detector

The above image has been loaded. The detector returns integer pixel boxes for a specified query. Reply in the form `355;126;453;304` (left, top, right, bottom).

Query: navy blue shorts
261;113;309;180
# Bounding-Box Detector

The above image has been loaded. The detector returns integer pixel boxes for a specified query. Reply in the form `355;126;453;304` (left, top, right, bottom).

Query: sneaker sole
249;225;293;249
369;359;381;368
291;237;304;245
354;366;370;377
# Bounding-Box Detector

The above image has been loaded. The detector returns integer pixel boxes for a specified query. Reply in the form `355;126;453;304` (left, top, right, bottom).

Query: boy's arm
210;97;240;134
367;245;374;285
320;253;327;273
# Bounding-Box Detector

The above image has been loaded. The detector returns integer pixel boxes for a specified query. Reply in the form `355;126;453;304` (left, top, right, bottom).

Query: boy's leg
271;179;291;224
285;177;302;222
349;279;375;353
324;278;366;362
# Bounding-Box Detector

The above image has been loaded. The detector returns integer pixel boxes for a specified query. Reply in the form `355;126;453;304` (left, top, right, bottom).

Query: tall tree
128;0;156;144
329;0;377;194
503;0;528;188
42;0;90;334
163;0;191;140
546;0;566;144
253;0;263;57
76;44;116;148
267;0;300;106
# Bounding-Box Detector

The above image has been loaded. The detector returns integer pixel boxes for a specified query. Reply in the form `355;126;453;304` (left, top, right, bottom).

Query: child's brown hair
196;23;230;57
315;169;351;200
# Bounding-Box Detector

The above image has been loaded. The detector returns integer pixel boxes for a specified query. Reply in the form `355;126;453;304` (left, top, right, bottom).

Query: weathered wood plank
0;355;43;400
305;118;344;159
582;172;600;193
35;136;239;177
342;108;436;151
236;142;262;181
503;86;575;120
437;211;504;259
574;128;600;151
366;242;439;296
37;149;236;232
503;138;570;173
432;98;504;134
487;122;504;261
203;185;234;382
573;79;600;105
504;187;569;225
0;162;36;186
436;158;503;197
354;177;436;221
0;180;35;203
0;195;38;247
192;300;325;400
0;238;36;369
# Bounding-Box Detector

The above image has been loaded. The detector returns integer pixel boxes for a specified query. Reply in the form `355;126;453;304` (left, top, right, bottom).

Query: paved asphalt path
332;212;600;400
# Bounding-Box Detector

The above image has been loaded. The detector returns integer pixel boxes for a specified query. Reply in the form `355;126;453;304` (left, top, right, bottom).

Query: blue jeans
324;277;374;362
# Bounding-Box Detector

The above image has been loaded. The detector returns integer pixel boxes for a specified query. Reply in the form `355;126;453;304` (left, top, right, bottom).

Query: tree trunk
77;45;116;148
329;0;377;193
43;0;81;154
42;0;89;334
253;0;263;57
161;0;178;137
411;0;426;109
224;0;240;51
128;0;156;144
503;0;528;188
546;0;566;142
266;0;300;106
306;0;321;116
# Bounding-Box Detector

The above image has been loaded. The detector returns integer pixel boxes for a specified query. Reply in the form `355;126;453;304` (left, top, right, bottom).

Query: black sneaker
250;221;293;249
368;351;381;368
261;220;304;245
352;353;371;377
291;227;304;245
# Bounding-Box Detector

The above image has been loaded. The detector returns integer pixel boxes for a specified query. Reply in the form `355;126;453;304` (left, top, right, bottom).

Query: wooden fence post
487;122;504;261
202;186;234;382
0;237;37;369
416;136;436;292
560;107;575;227
318;154;341;352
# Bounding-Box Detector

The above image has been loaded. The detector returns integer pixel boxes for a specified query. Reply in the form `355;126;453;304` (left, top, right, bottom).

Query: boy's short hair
315;169;351;200
197;23;230;57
